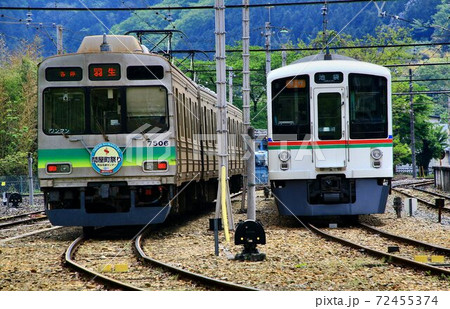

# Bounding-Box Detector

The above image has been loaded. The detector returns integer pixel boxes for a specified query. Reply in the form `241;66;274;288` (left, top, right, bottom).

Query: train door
313;88;347;168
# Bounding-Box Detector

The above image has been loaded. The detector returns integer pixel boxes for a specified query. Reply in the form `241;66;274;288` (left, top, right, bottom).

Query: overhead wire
0;1;381;12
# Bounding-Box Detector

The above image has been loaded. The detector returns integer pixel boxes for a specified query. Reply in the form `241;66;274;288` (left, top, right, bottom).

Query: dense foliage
0;36;40;175
0;0;448;175
1;0;446;55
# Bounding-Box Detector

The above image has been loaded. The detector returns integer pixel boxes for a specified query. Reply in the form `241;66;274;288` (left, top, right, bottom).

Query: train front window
43;88;85;135
90;88;122;134
271;76;310;141
349;74;388;139
126;87;168;133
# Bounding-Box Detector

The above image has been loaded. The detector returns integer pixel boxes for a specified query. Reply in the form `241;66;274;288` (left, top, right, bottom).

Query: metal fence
0;175;40;195
395;165;434;175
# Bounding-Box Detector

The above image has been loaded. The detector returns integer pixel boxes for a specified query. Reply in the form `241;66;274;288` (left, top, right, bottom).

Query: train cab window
349;74;388;139
126;87;168;133
271;76;310;141
43;88;85;135
318;93;342;140
90;88;122;134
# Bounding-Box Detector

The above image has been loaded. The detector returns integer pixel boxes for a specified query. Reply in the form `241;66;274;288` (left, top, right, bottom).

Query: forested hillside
1;0;447;55
0;0;449;174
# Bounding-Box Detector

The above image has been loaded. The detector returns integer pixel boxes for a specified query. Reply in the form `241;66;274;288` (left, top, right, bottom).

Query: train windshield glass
271;76;310;141
43;88;85;135
349;74;388;139
126;87;168;133
90;88;122;134
318;93;342;140
43;86;169;135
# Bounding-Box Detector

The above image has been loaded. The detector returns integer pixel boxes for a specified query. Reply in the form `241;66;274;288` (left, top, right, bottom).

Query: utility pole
264;21;272;75
321;1;328;48
240;0;249;213
280;27;289;67
56;24;63;55
242;0;255;220
234;0;265;262
409;68;417;178
213;0;232;255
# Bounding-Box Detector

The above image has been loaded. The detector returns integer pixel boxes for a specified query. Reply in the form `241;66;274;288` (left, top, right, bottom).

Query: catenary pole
264;21;272;75
214;0;232;248
409;68;417;178
242;0;256;220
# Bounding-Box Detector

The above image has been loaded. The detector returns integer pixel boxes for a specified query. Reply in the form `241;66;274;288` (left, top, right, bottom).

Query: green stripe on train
38;147;176;168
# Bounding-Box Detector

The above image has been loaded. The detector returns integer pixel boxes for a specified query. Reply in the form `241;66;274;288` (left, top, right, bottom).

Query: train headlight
370;148;383;160
278;150;291;162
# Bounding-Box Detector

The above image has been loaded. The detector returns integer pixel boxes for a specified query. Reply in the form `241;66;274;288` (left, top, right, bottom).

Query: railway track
0;211;53;241
0;211;47;228
392;186;450;214
65;229;259;291
306;222;450;278
391;179;435;188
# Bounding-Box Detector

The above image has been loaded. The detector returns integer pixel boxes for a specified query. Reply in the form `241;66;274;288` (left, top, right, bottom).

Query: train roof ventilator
234;219;266;261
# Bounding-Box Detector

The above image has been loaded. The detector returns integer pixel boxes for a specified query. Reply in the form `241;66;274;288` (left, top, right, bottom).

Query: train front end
267;54;393;217
38;35;176;227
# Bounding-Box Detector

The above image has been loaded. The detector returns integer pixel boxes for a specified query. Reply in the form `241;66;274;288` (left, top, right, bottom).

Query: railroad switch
234;219;266;261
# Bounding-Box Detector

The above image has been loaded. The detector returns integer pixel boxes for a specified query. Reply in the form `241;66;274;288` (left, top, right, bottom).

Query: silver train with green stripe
267;53;393;217
38;35;244;228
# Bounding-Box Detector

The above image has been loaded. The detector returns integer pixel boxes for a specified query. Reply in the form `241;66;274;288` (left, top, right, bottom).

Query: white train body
267;54;393;216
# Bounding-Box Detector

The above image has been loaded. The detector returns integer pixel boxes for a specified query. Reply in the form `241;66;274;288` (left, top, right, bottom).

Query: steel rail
0;213;47;229
391;187;450;214
359;223;450;255
0;226;62;244
64;235;144;291
134;233;260;291
391;179;434;188
306;223;450;277
411;186;450;201
0;211;45;223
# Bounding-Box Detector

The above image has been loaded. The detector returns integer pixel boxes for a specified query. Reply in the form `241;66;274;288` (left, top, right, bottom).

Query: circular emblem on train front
90;142;123;175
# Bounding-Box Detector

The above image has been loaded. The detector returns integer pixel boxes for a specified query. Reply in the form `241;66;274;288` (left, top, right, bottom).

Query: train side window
175;88;184;138
202;106;207;136
194;101;199;139
185;95;191;140
126;87;168;133
349;74;388;139
43;88;85;135
271;75;310;141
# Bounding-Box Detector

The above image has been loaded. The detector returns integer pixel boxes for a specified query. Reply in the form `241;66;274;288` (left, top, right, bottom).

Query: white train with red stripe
267;53;393;217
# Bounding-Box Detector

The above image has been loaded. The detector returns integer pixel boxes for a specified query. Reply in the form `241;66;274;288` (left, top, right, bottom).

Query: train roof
77;35;146;54
268;53;391;82
292;53;357;63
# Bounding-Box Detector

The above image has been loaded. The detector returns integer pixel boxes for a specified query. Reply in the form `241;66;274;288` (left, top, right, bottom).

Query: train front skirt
272;179;389;216
45;205;171;226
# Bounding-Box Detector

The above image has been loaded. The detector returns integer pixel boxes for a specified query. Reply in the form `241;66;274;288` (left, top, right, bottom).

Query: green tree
416;124;448;174
0;37;40;175
431;0;450;47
